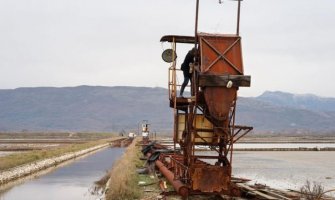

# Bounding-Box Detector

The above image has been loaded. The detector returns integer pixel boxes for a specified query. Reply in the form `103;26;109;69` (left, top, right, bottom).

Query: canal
0;147;124;200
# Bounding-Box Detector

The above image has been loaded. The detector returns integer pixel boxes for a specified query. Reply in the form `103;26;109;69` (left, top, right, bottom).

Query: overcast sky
1;0;334;97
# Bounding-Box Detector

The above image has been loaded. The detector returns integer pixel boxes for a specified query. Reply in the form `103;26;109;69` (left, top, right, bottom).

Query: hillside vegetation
1;86;335;134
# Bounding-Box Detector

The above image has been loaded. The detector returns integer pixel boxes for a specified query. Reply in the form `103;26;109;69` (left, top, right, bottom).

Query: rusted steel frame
155;159;189;197
218;138;224;164
174;110;183;148
232;128;242;138
159;153;176;159
233;128;252;143
193;50;200;101
169;68;187;87
171;40;179;148
229;99;237;138
229;94;237;175
160;35;195;44
226;141;236;153
231;126;253;143
169;155;185;166
212;145;221;154
216;39;242;75
170;155;188;170
221;136;230;159
195;155;224;159
178;166;184;181
191;66;200;159
171;158;180;180
213;126;227;132
171;158;188;183
168;67;172;98
209;146;220;154
204;38;243;75
196;105;204;113
194;135;216;139
222;56;242;75
192;129;196;166
221;37;241;57
167;75;188;92
226;98;237;156
184;105;193;167
228;101;236;125
198;74;251;87
202;110;214;125
232;126;253;138
195;128;214;132
189;105;198;166
170;155;190;183
201;37;221;73
234;125;253;129
172;40;177;107
194;132;212;145
201;37;243;75
205;55;222;73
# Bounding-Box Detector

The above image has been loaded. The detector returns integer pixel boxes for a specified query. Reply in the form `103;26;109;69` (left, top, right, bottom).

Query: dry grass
300;180;335;199
106;137;143;200
300;180;325;200
0;137;121;171
95;171;111;187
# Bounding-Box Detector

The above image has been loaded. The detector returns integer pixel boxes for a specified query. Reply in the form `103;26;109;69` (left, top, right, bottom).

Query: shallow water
201;151;335;196
234;143;335;149
0;147;124;200
0;152;19;157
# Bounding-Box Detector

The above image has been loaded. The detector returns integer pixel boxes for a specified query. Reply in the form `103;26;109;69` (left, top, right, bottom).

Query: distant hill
255;91;335;112
0;86;334;134
236;97;335;134
0;86;172;132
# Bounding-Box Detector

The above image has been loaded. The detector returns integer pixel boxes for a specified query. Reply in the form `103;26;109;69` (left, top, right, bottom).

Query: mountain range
0;86;334;135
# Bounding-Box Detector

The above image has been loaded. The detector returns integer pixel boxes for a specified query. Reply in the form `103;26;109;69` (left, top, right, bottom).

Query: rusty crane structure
146;0;253;198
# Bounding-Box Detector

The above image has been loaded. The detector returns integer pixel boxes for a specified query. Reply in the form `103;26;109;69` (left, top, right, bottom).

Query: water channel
0;147;124;200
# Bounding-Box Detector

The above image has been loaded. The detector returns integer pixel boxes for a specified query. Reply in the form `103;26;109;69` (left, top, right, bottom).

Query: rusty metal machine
147;0;253;198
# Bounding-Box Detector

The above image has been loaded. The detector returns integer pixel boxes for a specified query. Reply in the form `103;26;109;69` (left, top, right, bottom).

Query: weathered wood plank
236;183;278;200
198;74;251;87
260;189;293;200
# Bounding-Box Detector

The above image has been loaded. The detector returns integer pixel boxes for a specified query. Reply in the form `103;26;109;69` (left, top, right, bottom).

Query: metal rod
195;0;200;47
233;129;252;143
236;0;241;35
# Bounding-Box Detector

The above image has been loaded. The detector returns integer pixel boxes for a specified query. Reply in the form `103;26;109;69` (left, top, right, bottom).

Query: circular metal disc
162;49;177;63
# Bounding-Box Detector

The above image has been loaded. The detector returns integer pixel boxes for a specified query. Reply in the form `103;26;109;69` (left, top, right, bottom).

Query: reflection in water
0;147;124;200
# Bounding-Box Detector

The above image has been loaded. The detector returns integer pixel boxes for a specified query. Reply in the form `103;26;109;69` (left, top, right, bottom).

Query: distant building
128;132;136;138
